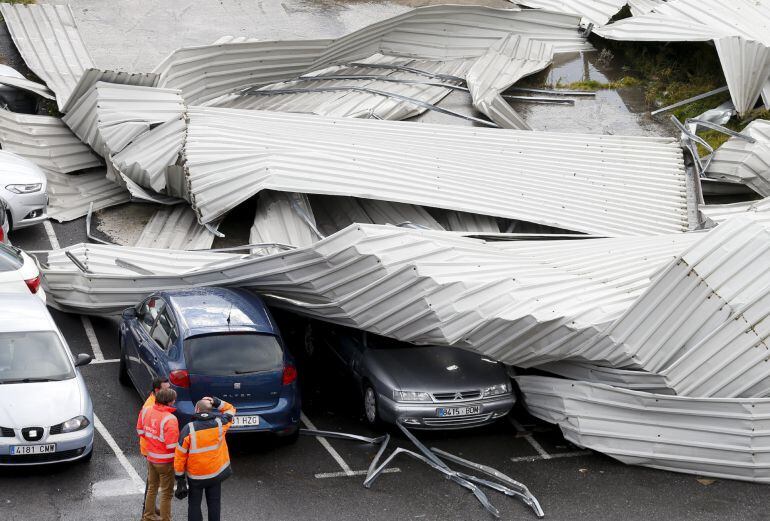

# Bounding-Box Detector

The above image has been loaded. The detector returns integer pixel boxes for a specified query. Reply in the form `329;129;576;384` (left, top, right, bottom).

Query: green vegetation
546;76;641;91
0;0;36;4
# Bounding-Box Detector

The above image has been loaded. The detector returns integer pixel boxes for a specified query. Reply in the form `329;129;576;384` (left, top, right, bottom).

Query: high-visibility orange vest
137;394;156;457
137;403;179;464
175;398;236;484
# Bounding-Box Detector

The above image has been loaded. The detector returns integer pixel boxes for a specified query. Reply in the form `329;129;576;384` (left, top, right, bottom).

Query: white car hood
0;150;47;185
0;378;83;428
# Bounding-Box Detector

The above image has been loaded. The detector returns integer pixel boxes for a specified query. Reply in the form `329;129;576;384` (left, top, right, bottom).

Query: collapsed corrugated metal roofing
0;108;101;174
706;119;770;196
134;205;215;250
0;3;94;109
183;107;689;236
700;196;770;224
45;168;130;222
514;0;628;26
594;0;770;115
516;375;770;483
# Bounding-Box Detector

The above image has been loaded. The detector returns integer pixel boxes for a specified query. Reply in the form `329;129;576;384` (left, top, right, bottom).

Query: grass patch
545;76;641;91
0;0;37;4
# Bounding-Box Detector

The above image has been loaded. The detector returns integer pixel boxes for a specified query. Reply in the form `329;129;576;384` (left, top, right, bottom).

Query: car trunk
188;370;282;409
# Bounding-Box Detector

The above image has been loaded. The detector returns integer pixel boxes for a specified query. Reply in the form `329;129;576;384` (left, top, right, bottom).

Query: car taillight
0;226;4;242
25;275;41;294
169;370;190;388
282;364;297;385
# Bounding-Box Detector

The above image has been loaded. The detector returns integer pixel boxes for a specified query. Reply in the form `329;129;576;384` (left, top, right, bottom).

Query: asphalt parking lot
0;219;766;521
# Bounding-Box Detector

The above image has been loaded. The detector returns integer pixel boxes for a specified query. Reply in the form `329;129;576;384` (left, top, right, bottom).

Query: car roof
160;287;277;337
0;293;55;332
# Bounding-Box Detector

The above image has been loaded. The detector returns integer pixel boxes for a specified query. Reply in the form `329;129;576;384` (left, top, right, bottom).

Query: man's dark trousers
187;482;221;521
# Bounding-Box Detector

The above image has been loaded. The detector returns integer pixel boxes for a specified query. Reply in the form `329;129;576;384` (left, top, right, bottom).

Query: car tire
363;384;381;427
277;426;300;445
118;337;131;387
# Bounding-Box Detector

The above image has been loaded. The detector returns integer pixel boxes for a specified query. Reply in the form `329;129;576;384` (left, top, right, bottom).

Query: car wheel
118;337;131;386
363;384;380;427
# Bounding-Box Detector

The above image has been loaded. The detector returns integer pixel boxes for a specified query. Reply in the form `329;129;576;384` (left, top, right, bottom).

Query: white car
0;150;48;231
0;242;45;302
0;293;94;465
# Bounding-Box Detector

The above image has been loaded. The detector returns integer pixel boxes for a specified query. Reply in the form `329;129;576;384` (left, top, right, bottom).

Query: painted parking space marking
315;468;401;479
509;417;551;459
93;415;145;493
300;411;355;476
89;358;120;364
43;220;60;249
510;451;592;463
81;315;105;361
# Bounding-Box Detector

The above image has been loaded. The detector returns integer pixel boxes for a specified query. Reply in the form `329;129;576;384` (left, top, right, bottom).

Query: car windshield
0;331;75;383
0;243;23;271
184;333;283;375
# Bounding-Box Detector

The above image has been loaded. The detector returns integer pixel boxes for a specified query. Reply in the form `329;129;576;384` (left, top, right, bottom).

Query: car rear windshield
0;243;23;271
184;333;283;376
0;331;75;384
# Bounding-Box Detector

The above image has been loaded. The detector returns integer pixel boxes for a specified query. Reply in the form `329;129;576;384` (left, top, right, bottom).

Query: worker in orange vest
174;397;236;521
138;377;171;457
137;388;180;521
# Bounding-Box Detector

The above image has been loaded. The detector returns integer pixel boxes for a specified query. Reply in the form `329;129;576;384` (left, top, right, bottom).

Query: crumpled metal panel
0;3;94;110
0;75;54;100
626;0;664;16
700;197;770;225
250;191;319;255
44;168;130;222
515;0;628;26
184;107;688;236
434;210;500;233
465;35;553;130
155;5;589;108
0;108;101;174
534;361;673;393
41;224;700;364
516;375;770;483
61;68;160;114
595;0;770;115
63;82;185;158
135;205;215;250
706;120;770;196
111;117;186;193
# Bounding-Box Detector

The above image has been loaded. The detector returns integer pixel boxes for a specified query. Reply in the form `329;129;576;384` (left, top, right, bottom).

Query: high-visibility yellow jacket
138;403;179;464
174;398;236;485
137;393;156;457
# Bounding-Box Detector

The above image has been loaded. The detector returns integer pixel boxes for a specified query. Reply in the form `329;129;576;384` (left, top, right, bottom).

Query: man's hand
174;477;188;500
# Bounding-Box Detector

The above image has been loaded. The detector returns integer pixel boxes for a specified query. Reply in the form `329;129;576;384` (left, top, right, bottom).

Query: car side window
150;309;177;351
138;297;163;334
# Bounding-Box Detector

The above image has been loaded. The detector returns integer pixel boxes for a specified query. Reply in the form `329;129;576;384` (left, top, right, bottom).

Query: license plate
231;415;260;428
437;405;480;417
11;444;56;455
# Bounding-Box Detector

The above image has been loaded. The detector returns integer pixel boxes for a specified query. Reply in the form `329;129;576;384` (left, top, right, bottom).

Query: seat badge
234;382;241;390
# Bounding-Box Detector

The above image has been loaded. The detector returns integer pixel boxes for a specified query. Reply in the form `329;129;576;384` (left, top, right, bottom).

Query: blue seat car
118;287;300;440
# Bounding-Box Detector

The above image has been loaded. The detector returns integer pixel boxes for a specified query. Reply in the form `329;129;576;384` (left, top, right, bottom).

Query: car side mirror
122;307;138;319
75;353;92;367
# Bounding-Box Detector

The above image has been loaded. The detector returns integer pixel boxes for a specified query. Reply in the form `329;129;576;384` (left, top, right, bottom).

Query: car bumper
4;190;48;230
378;393;516;430
175;395;301;435
0;425;94;465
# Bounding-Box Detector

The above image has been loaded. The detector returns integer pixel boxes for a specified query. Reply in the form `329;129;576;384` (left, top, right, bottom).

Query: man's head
152;377;170;394
195;398;214;414
155;388;177;406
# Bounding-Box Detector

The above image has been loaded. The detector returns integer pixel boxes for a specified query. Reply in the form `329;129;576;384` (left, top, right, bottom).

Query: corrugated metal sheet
534;361;673;393
700;197;770;224
516;375;770;483
0;3;94;110
626;0;664;16
63;82;185;158
0;75;54;100
515;0;628;26
434;210;500;233
61;68;160;114
41;223;700;364
250;191;319;255
135;206;215;250
155;6;589;107
44;168;130;222
111;117;186;193
0;107;101;174
184;107;688;236
465;35;553;130
706;119;770;196
594;0;770;115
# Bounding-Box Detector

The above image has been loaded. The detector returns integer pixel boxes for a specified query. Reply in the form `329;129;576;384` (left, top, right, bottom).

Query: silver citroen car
305;321;515;430
0;294;94;465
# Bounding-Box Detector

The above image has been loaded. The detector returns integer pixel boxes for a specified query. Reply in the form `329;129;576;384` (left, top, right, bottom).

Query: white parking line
300;412;355;476
43;220;60;249
89;358;120;365
93;415;145;493
510;451;591;463
315;468;401;479
81;315;105;361
509;417;551;459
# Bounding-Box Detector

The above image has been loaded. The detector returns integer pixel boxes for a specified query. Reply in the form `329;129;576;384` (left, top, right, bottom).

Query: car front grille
432;390;482;402
0;447;85;464
422;413;493;427
0;427;14;438
49;424;63;435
